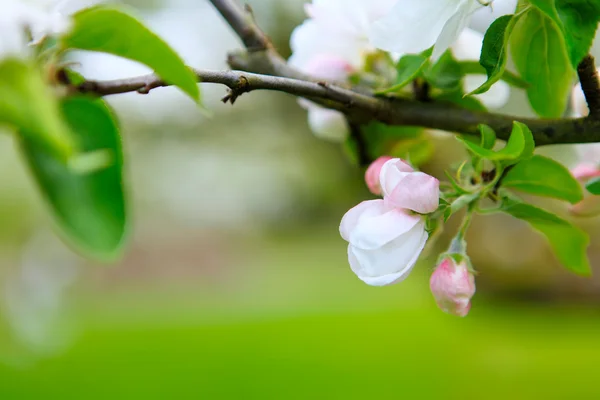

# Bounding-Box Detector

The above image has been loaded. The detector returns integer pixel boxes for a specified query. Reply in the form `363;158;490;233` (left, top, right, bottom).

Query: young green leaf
0;59;75;161
444;192;480;222
425;51;463;90
513;121;535;161
479;124;496;150
388;136;434;166
527;0;600;68
502;155;583;203
510;7;574;117
458;61;528;89
458;121;531;162
502;198;591;275
20;97;128;261
585;176;600;195
63;6;200;102
376;54;428;94
468;14;522;95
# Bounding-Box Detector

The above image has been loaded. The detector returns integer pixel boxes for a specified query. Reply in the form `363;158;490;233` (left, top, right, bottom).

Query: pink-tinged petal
340;200;421;249
430;257;476;317
303;54;354;81
348;219;428;286
365;156;393;195
379;158;414;198
386;172;440;214
571;163;600;181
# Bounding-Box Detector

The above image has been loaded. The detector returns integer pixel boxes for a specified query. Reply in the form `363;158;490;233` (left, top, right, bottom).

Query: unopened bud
430;257;475;317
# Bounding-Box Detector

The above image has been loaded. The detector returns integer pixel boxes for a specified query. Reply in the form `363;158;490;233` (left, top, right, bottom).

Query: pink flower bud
365;156;393;195
430;257;475;317
569;162;600;217
379;158;440;214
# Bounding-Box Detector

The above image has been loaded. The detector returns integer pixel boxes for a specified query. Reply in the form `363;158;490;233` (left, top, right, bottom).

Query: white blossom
369;0;484;60
340;199;428;286
289;0;396;141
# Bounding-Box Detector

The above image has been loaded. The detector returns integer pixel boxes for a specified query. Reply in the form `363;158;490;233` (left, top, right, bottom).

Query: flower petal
340;200;421;249
432;0;481;60
305;106;349;142
369;0;461;54
379;158;414;198
386;172;440;214
348;219;428;286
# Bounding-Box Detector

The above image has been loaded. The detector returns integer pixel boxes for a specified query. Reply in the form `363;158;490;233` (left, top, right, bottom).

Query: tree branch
208;0;270;51
75;68;600;146
71;1;600;149
577;54;600;119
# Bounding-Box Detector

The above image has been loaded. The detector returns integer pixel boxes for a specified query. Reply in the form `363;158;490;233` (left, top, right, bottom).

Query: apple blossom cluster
289;0;510;141
340;157;478;316
340;158;439;285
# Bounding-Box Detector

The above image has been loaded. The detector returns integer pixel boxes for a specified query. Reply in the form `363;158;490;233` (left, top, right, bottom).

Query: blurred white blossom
0;0;99;59
2;231;80;364
288;0;396;141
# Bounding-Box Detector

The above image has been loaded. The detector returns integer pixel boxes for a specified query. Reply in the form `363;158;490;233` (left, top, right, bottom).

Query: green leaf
458;121;532;162
0;59;75;161
501;198;590;275
585;176;600;195
502;155;583;203
510;7;574;117
459;61;529;89
444;192;480;222
376;55;428;94
388;136;434;166
362;122;425;162
20;97;128;261
425;51;463;90
513;121;535;161
479;124;496;149
527;0;600;68
63;6;200;102
468;14;522;95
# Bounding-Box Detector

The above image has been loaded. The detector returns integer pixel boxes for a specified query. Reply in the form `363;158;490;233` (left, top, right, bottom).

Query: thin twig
577;54;600;119
208;0;271;51
73;68;600;146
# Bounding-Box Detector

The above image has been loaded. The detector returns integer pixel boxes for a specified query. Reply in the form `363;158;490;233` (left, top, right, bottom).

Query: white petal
451;27;483;61
306;106;349;142
432;0;481;60
470;0;518;33
348;219;428;286
340;200;421;249
379;158;414;198
369;0;461;54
